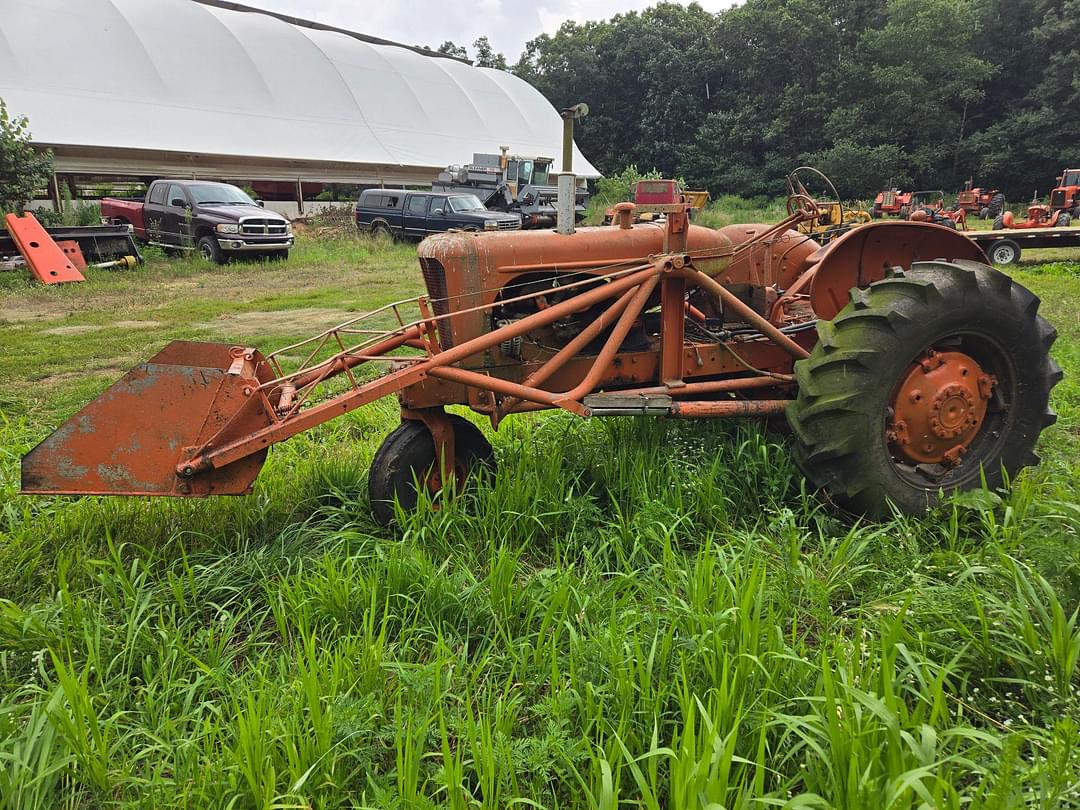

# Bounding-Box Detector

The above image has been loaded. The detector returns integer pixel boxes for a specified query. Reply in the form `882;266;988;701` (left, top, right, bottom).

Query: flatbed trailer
967;225;1080;265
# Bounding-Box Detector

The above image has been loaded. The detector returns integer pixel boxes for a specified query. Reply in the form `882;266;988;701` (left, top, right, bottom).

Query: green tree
436;40;467;59
472;36;508;70
0;98;52;214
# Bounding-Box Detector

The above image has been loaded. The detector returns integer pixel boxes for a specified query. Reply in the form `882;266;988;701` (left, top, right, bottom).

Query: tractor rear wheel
1072;205;1080;219
992;213;1005;231
368;414;495;525
871;204;882;219
1057;212;1072;228
787;261;1059;517
988;193;1006;219
979;207;990;219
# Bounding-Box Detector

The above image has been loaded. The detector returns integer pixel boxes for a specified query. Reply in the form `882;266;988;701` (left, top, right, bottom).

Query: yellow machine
788;167;871;244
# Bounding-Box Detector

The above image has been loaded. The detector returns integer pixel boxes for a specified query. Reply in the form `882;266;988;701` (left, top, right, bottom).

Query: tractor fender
807;220;987;320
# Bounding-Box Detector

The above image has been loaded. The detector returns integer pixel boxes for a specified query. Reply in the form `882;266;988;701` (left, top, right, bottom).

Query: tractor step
583;393;673;416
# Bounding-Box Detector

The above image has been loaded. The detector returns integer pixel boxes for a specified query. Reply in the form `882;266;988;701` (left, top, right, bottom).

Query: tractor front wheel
368;414;495;525
787;261;1059;516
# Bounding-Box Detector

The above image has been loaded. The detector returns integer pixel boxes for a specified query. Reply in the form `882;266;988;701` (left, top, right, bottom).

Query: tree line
465;0;1075;202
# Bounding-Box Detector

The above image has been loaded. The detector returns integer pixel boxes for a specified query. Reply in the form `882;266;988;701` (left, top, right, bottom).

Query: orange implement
4;213;86;284
56;240;87;271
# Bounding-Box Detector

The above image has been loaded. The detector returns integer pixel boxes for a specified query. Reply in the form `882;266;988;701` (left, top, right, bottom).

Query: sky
238;0;740;63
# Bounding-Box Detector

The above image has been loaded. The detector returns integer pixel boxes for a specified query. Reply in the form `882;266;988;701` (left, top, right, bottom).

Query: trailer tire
988;239;1020;265
787;261;1059;517
368;415;495;525
197;235;224;264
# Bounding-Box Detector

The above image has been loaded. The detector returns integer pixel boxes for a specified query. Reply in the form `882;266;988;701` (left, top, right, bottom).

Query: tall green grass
1;240;1078;807
1;408;1078;808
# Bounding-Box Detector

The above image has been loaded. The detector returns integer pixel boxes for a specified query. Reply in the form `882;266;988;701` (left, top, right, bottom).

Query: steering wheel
786;166;843;223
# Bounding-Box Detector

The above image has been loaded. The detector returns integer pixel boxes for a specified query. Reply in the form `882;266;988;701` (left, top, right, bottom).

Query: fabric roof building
0;0;598;184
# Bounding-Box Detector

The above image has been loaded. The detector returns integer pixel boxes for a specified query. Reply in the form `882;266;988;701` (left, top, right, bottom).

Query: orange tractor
1050;168;1080;219
993;192;1073;230
954;179;1005;220
22;186;1061;521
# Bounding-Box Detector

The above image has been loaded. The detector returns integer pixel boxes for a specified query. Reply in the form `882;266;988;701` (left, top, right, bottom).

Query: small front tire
197;235;224;264
368;415;495;525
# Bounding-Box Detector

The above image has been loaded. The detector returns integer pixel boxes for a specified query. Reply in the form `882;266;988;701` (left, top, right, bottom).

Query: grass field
1;220;1079;808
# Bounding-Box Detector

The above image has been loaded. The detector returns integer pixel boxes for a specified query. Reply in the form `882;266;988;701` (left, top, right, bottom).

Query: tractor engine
415;219;820;369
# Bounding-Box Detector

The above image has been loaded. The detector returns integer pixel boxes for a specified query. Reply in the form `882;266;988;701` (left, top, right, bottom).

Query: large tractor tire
987;193;1006;219
787;261;1060;517
992;213;1005;231
871;204;882;219
1057;212;1072;228
368;414;495;525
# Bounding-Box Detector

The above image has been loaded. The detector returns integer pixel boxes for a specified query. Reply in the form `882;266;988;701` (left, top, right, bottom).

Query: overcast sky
240;0;740;63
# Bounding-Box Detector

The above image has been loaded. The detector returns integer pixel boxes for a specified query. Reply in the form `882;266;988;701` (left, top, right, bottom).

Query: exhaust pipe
557;103;588;235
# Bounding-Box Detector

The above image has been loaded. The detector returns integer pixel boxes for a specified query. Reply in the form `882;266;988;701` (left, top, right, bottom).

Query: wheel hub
887;349;995;466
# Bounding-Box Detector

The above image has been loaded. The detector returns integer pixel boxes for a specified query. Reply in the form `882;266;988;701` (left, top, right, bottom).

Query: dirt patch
0;303;75;324
42;325;104;336
195;307;360;336
36;365;126;385
113;320;162;329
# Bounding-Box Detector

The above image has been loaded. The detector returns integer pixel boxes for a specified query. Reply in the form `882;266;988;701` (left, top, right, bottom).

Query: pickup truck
355;190;520;239
101;179;293;263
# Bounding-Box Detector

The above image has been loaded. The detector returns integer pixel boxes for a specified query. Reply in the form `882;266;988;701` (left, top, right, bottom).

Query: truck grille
496;219;520;230
239;217;288;236
418;258;454;348
1051;190;1066;208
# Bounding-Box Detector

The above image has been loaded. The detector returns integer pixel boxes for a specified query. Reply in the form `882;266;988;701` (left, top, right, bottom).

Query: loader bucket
22;341;274;497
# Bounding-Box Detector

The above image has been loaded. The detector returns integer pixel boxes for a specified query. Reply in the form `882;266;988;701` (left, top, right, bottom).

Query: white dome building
0;0;598;212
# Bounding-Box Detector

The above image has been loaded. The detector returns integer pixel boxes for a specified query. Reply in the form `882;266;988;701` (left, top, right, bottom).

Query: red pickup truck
101;179;292;263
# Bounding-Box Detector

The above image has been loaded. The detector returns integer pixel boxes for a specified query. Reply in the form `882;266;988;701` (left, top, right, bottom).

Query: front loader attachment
22;341;274;497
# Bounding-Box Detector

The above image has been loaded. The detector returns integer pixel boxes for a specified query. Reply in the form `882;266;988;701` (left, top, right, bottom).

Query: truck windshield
517;161;533;184
532;162;551;186
187;184;257;206
449;195;486;212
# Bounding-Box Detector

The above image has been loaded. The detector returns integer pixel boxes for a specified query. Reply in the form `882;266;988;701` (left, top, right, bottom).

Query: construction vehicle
788;167;871;244
1050;168;1080;219
954;179;1005;220
432;146;588;228
602;180;710;225
21;184;1060;523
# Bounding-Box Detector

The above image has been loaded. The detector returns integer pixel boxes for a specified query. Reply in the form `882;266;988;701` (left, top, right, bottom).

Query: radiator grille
239;217;288;236
418;257;454;348
1051;190;1066;208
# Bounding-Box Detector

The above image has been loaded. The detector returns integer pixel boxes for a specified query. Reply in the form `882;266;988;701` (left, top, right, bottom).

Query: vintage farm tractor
993;193;1073;230
955;179;1005;220
22;188;1061;521
788;167;872;245
1050;168;1080;220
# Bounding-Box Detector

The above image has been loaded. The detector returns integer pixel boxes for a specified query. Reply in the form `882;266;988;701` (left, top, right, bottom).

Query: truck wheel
787;261;1059;517
988;239;1020;265
197;235;224;264
371;221;394;242
368;415;495;525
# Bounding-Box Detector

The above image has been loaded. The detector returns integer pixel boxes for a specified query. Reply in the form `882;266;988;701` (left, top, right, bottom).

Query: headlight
215;223;239;234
